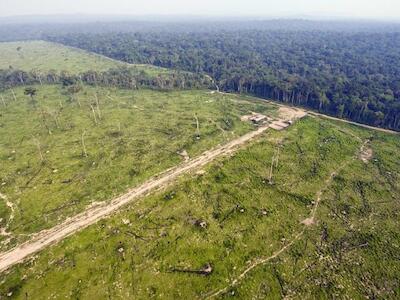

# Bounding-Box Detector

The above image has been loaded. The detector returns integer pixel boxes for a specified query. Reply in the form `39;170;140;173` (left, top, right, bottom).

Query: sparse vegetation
1;116;398;299
0;24;399;300
0;40;167;75
0;84;276;249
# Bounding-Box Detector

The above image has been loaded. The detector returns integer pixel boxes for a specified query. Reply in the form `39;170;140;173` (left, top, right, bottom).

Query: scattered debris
301;217;315;226
195;170;206;176
0;192;15;236
359;141;373;163
171;263;213;276
125;231;148;241
241;112;271;125
164;191;176;201
178;150;190;162
190;218;208;229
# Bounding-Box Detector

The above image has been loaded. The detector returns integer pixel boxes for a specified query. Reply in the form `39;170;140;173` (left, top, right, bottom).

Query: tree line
47;30;400;131
0;66;213;91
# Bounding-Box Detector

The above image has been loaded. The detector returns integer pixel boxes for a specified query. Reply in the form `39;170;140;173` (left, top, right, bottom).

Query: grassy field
0;40;167;75
1;116;398;299
0;84;276;249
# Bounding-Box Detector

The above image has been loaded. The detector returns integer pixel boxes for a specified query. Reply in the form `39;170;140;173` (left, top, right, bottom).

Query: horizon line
0;13;399;22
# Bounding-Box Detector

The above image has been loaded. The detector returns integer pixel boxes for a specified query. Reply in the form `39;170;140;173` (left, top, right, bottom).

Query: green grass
1;116;398;299
233;132;400;299
0;40;168;75
0;84;276;249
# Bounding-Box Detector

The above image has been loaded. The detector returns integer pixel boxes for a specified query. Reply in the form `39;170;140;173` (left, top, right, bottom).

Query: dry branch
32;137;44;162
95;93;101;119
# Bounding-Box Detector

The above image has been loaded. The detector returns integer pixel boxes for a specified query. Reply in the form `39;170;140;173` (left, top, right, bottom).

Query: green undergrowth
1;117;396;299
0;85;276;248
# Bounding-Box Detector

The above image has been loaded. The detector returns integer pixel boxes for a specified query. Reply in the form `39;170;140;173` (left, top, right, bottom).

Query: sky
0;0;399;20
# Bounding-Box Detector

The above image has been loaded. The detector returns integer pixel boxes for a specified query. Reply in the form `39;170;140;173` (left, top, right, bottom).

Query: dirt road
307;112;399;135
0;110;305;273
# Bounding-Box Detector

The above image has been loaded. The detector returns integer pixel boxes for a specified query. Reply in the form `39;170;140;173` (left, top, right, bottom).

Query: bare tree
275;145;281;168
90;104;98;125
268;145;281;184
39;108;52;135
67;84;82;107
33;70;43;86
94;93;101;119
49;109;61;129
38;73;43;86
33;137;44;162
18;72;25;84
81;131;88;157
268;155;275;184
0;95;5;107
194;114;200;140
10;89;17;102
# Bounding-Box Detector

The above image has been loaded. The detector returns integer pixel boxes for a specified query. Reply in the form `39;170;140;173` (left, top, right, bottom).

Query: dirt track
306;112;398;134
0;109;305;273
205;139;368;299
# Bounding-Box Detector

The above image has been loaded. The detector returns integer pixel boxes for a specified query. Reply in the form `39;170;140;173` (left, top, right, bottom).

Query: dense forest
47;29;400;130
1;19;400;130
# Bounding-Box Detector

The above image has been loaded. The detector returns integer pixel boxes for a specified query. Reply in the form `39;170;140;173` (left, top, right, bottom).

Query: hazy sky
0;0;399;19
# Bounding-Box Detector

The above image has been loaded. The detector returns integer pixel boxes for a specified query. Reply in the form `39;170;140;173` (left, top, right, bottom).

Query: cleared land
0;85;277;250
1;115;398;299
0;106;305;273
0;40;167;74
0;41;399;300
